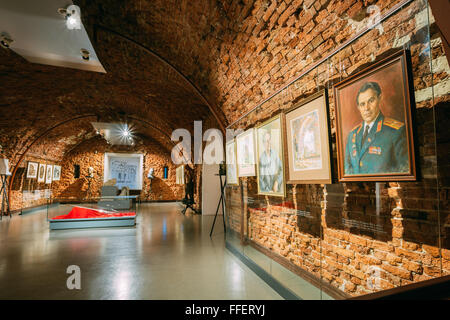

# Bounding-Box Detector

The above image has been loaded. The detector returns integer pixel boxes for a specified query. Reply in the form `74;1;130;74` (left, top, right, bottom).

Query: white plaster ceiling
0;0;105;73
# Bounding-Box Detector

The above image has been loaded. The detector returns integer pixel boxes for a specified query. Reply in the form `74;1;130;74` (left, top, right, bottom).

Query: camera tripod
209;173;226;237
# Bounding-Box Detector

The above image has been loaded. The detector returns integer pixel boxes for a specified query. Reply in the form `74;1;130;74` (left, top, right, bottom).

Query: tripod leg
221;185;226;234
209;192;223;237
1;176;5;218
1;187;5;218
5;179;11;218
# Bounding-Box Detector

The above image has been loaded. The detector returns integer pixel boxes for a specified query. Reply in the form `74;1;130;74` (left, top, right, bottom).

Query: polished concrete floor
0;202;282;299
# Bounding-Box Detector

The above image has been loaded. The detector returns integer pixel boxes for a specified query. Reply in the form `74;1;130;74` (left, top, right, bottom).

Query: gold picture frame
284;90;332;184
333;50;417;182
255;114;286;197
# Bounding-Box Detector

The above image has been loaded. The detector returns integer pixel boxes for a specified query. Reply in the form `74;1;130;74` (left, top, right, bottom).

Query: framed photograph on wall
45;164;53;184
333;50;416;181
225;139;239;185
53;165;61;181
256;114;285;197
26;161;38;179
284;90;332;184
37;163;46;183
236;129;256;177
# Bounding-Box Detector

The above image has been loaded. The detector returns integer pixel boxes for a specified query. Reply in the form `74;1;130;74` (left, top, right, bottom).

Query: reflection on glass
224;0;445;299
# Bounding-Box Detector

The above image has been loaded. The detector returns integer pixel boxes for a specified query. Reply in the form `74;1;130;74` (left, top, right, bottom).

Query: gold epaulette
383;117;404;130
352;123;362;133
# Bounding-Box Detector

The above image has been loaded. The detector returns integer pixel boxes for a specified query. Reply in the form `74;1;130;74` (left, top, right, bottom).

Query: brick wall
225;0;450;297
51;136;185;202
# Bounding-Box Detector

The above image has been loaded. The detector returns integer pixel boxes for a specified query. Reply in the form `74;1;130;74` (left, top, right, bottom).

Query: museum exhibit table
47;196;139;230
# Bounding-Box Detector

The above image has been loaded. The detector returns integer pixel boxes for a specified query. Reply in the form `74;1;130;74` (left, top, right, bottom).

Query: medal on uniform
369;146;381;155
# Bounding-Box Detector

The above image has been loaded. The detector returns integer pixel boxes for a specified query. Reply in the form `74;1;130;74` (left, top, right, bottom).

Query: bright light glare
117;124;135;145
66;16;81;30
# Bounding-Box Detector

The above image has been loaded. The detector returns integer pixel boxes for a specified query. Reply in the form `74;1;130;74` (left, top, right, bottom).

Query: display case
47;195;139;230
224;0;449;299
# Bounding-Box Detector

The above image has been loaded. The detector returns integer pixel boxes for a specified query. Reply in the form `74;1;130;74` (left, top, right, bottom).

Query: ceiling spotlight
81;48;90;61
122;128;130;138
0;34;13;49
58;4;82;30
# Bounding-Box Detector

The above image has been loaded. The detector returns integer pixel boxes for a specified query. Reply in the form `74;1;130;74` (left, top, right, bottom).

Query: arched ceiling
0;0;228;163
1;0;413;165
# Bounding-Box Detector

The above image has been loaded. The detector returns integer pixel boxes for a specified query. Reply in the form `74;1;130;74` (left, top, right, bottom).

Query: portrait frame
255;114;286;197
52;165;61;181
45;164;53;184
225;139;239;186
26;161;39;179
37;163;46;183
333;50;416;182
284;90;332;184
236;128;256;177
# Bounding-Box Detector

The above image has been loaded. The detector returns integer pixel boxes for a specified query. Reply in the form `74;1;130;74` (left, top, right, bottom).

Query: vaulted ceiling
0;0;236;163
2;0;439;165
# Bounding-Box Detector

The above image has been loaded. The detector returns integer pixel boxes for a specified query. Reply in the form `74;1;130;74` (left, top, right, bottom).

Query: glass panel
225;0;446;299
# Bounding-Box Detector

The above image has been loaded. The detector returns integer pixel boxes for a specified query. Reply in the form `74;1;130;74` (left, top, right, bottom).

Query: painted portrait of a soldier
334;51;416;181
344;81;409;175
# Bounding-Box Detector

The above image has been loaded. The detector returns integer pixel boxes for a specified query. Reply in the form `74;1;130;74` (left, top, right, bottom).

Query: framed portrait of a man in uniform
256;115;285;197
334;50;416;181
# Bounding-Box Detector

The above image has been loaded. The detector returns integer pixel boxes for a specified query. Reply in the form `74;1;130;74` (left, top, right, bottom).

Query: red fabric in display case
51;206;135;220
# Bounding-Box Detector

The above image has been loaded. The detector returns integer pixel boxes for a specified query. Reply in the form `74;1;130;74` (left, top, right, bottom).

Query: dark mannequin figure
181;166;199;215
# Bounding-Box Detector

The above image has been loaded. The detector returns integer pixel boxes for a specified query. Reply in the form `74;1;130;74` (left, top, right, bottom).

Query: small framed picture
333;50;416;181
225;139;239;185
53;165;61;181
26;161;39;179
255;114;286;197
284;90;332;184
236;129;256;177
45;164;53;184
37;163;46;183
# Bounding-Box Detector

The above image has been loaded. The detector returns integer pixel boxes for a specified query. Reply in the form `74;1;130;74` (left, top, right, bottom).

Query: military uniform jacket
344;113;409;175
